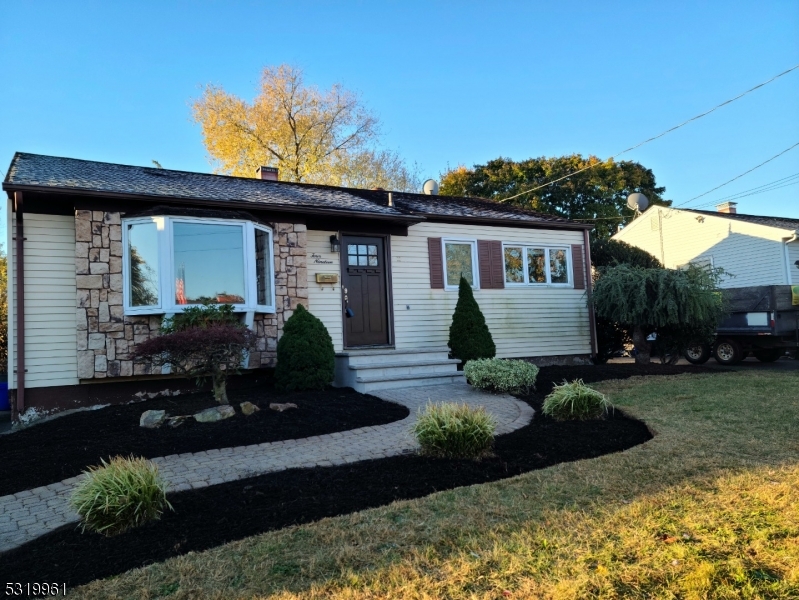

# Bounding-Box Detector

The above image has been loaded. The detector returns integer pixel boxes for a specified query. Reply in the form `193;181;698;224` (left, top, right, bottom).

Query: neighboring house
3;153;596;416
613;201;799;288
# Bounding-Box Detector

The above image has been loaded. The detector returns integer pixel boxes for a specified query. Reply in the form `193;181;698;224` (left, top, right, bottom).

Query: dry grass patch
71;370;799;599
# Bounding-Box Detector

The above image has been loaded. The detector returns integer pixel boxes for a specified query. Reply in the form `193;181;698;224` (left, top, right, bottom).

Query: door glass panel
173;222;245;304
367;245;377;255
348;255;358;266
358;245;367;254
348;244;357;255
549;248;569;284
127;221;160;306
445;242;474;286
358;256;367;266
368;256;378;266
503;246;524;283
527;248;546;283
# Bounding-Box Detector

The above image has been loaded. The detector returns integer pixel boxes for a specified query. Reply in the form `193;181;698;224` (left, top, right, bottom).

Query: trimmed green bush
412;402;496;459
464;358;539;394
448;277;496;364
70;456;172;536
542;379;612;421
275;304;335;392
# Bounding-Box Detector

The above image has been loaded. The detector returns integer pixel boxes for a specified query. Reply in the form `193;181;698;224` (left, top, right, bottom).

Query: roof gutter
1;183;424;226
418;213;595;231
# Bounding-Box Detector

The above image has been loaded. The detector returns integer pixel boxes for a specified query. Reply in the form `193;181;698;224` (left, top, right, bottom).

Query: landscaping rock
194;405;236;423
269;402;298;412
240;401;260;416
140;410;167;429
166;416;189;428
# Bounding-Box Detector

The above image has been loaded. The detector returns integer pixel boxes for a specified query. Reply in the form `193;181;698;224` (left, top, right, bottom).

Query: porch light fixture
330;234;341;253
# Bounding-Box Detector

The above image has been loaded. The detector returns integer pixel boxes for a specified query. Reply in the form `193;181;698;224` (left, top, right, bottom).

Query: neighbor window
503;244;572;286
122;217;275;314
443;239;479;288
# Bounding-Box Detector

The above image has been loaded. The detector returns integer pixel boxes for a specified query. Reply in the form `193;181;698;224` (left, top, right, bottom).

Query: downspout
583;229;598;357
14;191;25;415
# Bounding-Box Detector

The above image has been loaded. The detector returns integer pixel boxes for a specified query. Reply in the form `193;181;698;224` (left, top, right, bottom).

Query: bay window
503;244;572;286
122;217;275;314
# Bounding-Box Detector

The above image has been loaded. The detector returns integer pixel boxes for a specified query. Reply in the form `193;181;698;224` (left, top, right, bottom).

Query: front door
341;235;390;347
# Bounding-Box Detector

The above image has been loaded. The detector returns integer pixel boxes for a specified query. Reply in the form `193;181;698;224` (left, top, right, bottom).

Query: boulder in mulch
194;405;236;423
269;403;298;412
240;402;260;416
140;410;167;429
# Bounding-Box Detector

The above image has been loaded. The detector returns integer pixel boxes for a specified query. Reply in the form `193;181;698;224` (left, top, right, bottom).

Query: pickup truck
684;285;799;365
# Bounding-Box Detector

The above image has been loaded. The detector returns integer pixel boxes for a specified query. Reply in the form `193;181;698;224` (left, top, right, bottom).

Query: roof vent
256;166;279;181
716;201;737;214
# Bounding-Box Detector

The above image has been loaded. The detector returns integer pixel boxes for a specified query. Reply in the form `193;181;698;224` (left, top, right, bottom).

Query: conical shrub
448;276;496;363
275;304;335;391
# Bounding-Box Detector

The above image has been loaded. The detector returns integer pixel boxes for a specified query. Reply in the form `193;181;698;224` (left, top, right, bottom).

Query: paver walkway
0;382;533;553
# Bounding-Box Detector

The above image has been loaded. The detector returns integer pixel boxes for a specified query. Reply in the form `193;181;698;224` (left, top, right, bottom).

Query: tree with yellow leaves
192;65;419;191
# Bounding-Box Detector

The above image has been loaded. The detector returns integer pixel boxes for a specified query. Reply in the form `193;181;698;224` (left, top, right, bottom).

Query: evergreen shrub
275;304;335;391
70;456;172;536
412;402;496;459
543;379;612;420
448;277;496;364
464;358;539;394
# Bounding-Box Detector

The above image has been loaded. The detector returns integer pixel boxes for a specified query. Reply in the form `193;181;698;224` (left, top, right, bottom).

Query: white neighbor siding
788;241;799;285
306;230;344;352
391;222;591;358
8;213;79;389
614;207;794;288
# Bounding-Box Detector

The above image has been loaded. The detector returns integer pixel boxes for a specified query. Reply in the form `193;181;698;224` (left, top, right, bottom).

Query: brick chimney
256;166;279;181
716;201;737;214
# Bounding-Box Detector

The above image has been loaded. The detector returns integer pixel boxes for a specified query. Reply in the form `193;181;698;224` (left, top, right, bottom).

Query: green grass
72;369;799;599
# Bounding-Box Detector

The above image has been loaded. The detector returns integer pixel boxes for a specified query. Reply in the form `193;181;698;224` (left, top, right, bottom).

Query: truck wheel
753;348;783;362
714;339;744;365
684;343;711;365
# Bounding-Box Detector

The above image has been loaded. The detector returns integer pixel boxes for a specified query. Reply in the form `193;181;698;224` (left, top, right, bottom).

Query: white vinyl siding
787;241;799;285
614;207;794;288
306;230;344;352
9;213;79;389
391;222;591;358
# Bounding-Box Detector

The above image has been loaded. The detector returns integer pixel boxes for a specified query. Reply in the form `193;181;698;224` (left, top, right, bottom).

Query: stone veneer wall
75;210;307;379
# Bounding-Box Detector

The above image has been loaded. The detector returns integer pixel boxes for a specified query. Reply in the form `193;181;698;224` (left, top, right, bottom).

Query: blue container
0;377;9;411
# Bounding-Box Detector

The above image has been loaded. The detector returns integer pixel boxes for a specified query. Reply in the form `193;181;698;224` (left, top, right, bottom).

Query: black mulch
0;363;715;589
0;386;409;497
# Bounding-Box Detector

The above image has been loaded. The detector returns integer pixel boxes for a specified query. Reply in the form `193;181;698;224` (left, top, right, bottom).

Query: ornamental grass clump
464;358;539;394
412;402;496;459
543;379;612;421
70;456;172;536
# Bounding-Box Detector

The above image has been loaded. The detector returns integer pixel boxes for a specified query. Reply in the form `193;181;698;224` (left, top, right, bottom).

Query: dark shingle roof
684;208;799;231
3;152;585;227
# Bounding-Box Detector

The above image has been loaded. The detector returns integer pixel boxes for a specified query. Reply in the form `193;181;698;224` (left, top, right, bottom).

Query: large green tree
591;265;725;365
440;156;670;238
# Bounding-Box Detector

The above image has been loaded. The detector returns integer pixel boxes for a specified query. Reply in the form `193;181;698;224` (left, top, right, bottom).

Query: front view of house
3;153;596;416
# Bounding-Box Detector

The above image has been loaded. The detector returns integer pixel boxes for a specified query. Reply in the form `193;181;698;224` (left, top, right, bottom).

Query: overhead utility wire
689;180;799;210
674;141;799;207
498;63;799;204
688;172;799;209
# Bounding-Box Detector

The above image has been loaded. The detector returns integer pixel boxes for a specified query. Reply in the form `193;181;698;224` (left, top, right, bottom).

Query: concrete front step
355;372;466;393
333;347;463;393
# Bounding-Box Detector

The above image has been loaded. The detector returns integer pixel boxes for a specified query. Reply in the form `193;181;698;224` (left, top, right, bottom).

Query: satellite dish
422;179;439;195
626;192;649;212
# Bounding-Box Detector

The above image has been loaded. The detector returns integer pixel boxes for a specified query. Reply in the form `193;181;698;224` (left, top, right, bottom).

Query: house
613;201;799;288
3;152;596;417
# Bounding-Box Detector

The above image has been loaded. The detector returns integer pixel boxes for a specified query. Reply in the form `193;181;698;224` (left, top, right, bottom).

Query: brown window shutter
490;240;505;289
428;237;444;289
477;240;492;289
571;244;586;290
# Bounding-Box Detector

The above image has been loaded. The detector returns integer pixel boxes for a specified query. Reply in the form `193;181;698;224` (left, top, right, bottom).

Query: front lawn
68;367;799;599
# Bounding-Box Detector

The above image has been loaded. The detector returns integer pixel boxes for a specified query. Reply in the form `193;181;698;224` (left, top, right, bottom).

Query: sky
1;1;798;245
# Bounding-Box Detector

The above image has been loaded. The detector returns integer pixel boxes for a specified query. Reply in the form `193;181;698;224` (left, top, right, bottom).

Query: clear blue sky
2;0;797;245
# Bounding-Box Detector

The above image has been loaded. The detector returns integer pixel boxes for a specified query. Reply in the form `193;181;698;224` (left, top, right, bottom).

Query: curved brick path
0;383;533;553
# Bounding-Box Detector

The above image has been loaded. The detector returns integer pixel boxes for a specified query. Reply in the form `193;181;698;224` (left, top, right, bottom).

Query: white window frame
442;238;480;291
501;243;574;287
122;216;276;315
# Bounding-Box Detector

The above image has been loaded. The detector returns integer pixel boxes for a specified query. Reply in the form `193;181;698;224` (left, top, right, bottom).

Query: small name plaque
316;273;339;284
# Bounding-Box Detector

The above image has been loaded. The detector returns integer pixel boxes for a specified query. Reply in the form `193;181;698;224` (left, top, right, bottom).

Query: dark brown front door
342;235;390;347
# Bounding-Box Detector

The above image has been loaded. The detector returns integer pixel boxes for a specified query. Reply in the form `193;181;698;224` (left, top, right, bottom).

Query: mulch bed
0;386;409;497
0;363;714;589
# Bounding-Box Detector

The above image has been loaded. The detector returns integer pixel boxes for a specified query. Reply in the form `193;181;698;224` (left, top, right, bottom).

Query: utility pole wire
674;141;799;207
498;63;799;203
